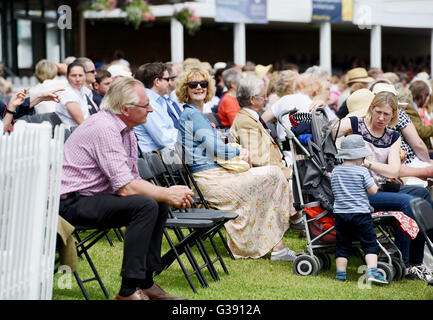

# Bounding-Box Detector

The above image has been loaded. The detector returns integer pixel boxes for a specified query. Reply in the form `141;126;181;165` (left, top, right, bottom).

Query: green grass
52;229;433;300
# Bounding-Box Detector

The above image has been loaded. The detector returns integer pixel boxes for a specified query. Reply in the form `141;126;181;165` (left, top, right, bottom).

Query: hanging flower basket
81;0;118;11
123;0;155;30
174;7;202;36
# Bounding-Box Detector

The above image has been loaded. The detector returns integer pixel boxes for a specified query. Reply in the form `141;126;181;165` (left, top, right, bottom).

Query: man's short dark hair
95;69;111;84
135;62;167;89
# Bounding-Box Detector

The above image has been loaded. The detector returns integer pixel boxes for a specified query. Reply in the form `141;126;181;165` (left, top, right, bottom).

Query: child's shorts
335;212;379;259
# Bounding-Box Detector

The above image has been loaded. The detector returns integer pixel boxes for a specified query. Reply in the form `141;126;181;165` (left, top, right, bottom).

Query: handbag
214;143;250;173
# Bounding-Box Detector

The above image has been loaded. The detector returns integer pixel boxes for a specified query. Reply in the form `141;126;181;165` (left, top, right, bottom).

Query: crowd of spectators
2;52;433;297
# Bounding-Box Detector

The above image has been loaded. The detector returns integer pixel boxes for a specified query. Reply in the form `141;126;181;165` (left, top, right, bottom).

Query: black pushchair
277;108;406;283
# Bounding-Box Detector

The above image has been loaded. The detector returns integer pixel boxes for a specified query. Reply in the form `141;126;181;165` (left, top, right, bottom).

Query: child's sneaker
367;271;389;285
270;248;297;262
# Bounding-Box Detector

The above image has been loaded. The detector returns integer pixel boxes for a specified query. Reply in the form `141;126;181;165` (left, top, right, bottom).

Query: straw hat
346;88;374;118
337;134;372;160
255;64;272;79
347;67;374;85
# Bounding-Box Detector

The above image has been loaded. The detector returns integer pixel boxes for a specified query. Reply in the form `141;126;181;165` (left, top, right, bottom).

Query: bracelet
5;108;16;115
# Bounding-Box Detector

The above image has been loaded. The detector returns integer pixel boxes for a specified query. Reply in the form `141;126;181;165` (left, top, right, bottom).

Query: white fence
0;121;64;300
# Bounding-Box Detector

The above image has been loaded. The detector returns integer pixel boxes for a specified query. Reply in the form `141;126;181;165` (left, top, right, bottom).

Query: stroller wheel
377;262;393;284
391;257;405;281
315;252;332;270
293;254;319;276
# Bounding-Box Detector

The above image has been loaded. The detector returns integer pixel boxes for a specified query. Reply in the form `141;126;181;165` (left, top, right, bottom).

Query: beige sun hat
372;83;408;106
346;88;374;118
255;64;272;79
347;67;374;85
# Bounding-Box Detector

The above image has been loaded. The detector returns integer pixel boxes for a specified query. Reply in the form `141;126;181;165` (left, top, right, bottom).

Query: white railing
0;120;64;300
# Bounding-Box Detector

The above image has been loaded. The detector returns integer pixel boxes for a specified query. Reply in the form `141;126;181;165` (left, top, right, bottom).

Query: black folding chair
142;152;238;279
409;198;433;286
72;227;111;300
137;157;221;292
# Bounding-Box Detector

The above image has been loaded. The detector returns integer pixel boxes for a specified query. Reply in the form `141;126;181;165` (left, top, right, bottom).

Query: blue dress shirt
134;88;178;153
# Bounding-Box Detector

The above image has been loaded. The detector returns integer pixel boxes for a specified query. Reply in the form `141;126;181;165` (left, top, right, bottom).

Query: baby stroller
277;108;406;283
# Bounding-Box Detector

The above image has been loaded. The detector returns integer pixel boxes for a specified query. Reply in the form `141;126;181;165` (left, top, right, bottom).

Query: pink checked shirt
61;110;141;197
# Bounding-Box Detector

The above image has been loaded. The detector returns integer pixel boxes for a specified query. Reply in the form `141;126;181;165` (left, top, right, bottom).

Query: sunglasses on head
187;81;208;89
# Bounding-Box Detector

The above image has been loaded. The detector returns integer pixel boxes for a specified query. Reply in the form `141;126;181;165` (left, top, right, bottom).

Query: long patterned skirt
192;165;294;259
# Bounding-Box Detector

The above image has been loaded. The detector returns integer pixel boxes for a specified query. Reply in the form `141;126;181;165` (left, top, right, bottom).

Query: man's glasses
187;81;209;89
127;103;150;109
160;77;170;82
85;69;96;74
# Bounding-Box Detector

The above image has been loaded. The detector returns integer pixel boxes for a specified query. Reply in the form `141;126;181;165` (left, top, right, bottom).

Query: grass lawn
52;228;433;300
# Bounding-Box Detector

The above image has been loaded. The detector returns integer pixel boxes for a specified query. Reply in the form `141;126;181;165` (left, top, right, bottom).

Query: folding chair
72;226;111;300
170;144;238;260
409;198;433;286
141;152;238;280
137;157;220;292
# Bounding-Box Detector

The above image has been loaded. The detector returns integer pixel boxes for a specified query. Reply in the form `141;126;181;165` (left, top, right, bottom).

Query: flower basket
123;0;155;30
81;0;118;11
174;7;202;36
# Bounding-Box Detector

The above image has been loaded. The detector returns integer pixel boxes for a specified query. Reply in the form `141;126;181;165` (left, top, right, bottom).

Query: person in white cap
107;64;132;80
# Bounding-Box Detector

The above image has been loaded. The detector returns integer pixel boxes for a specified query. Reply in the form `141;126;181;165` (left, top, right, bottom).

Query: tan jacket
403;104;433;149
230;108;291;179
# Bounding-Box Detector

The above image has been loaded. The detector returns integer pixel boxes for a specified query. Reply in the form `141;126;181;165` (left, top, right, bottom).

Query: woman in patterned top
335;91;433;281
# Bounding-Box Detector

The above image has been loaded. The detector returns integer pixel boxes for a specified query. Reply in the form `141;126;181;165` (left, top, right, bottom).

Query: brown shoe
116;289;150;300
141;283;188;300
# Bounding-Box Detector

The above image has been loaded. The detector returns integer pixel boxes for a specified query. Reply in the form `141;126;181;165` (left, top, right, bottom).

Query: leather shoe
141;283;188;300
116;289;150;300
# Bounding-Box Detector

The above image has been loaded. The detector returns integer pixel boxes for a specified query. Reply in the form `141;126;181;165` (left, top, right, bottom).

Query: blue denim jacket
177;104;240;173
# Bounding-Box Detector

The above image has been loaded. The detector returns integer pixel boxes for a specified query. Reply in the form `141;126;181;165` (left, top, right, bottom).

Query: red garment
218;94;240;127
418;108;431;126
372;211;419;239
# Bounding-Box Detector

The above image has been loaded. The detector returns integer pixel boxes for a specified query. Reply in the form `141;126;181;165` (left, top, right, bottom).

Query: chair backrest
137;157;154;181
410;198;433;233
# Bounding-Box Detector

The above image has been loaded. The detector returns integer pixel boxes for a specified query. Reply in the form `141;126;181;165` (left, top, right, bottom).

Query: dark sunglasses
187;81;208;89
85;69;96;74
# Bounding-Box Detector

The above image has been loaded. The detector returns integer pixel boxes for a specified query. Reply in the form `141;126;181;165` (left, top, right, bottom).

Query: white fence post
0;121;64;300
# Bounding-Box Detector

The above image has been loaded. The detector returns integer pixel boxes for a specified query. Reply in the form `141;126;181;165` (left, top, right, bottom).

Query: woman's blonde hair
274;70;299;97
366;91;399;128
294;73;322;98
175;67;216;104
34;59;58;83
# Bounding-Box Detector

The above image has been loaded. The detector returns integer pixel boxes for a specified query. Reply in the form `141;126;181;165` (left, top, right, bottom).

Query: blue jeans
368;185;433;268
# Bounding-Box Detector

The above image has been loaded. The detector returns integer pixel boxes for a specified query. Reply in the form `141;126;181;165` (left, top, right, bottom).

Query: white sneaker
270;248;297;262
408;265;433;281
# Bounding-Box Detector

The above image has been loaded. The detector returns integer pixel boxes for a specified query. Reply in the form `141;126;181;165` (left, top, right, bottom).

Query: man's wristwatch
5;108;16;115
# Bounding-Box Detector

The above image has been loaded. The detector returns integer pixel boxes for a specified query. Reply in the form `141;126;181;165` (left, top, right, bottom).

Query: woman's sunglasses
187;81;208;89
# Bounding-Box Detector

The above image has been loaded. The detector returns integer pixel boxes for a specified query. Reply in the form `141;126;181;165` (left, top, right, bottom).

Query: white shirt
56;83;91;129
30;77;67;114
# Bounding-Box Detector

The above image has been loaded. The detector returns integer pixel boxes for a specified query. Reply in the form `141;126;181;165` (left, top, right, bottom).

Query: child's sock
367;267;378;276
335;270;347;281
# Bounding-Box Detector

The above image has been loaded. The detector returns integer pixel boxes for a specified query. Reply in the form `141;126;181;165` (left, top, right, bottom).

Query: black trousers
59;192;169;280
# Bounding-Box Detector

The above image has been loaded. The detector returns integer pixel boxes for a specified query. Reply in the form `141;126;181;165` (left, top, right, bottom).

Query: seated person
134;62;178;153
92;69;112;107
217;68;242;128
59;77;193;300
177;66;297;261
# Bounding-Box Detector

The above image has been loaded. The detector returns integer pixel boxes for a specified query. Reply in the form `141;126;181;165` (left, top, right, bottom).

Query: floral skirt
192;165;294;259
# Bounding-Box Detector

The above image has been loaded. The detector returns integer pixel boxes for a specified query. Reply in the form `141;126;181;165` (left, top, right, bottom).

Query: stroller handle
277;109;297;139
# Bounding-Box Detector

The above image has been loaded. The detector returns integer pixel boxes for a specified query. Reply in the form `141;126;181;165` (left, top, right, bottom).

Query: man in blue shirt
134;62;178;153
163;63;183;128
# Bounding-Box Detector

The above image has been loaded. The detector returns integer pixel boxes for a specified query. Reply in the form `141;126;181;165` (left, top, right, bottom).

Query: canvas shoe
290;220;305;232
407;265;433;281
270;247;297;262
367;271;389;285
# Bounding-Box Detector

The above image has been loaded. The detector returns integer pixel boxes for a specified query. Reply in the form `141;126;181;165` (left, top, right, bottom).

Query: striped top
331;164;375;214
61;110;141;197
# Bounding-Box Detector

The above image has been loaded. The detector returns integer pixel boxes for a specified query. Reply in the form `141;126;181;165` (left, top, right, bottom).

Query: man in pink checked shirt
59;77;194;300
